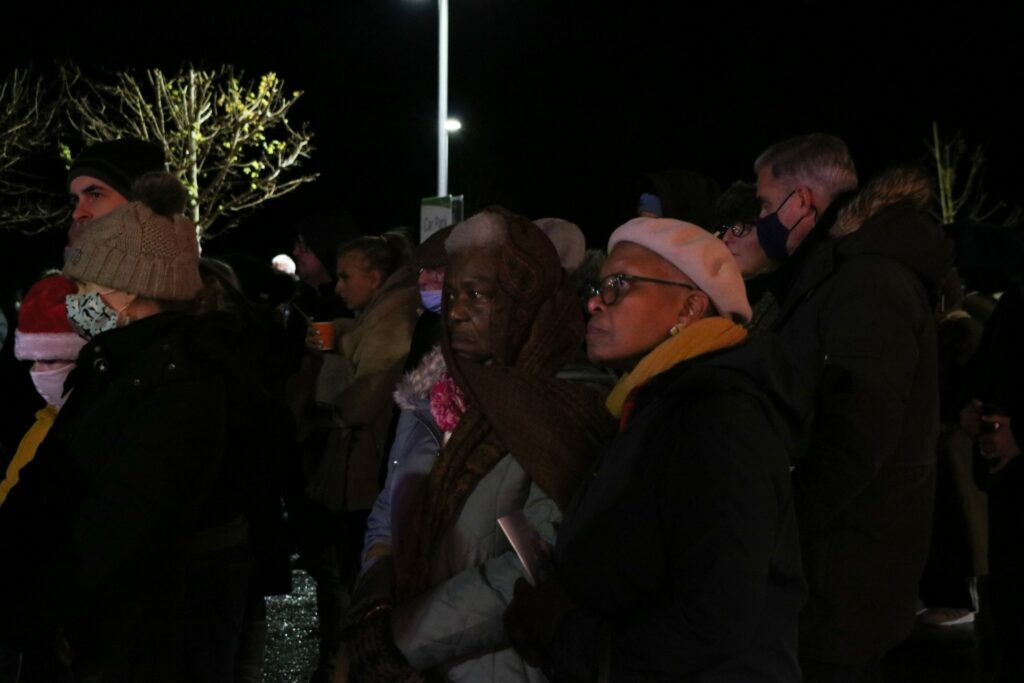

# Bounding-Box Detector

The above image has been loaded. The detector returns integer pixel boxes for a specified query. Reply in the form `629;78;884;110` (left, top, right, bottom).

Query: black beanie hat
67;138;167;198
412;225;454;270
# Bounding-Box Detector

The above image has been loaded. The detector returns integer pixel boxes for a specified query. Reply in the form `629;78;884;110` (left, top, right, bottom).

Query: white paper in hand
498;509;553;585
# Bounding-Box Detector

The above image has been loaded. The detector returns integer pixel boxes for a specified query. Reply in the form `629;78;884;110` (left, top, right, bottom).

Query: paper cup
311;321;336;351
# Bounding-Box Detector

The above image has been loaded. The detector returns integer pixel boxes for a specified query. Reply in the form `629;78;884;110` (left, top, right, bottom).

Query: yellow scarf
605;317;748;418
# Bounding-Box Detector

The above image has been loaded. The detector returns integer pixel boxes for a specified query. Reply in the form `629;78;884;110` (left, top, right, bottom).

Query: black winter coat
770;179;952;664
968;281;1024;449
0;311;289;651
549;340;806;682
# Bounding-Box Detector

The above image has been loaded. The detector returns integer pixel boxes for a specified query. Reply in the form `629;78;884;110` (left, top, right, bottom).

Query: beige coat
311;265;420;511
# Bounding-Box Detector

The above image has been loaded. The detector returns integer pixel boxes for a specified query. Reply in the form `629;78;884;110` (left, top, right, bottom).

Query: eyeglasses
721;222;755;238
585;273;695;306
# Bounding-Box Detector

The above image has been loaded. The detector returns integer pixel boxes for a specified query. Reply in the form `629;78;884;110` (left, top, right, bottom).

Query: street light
416;0;463;244
417;0;456;195
437;0;450;196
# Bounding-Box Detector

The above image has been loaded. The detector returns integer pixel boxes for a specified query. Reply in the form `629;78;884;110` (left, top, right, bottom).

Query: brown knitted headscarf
396;207;615;598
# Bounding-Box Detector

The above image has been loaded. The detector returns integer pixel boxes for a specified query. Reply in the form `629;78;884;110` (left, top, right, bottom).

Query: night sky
3;0;1023;276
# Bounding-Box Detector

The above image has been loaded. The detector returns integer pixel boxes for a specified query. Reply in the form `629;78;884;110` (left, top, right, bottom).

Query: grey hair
445;209;509;254
754;133;858;205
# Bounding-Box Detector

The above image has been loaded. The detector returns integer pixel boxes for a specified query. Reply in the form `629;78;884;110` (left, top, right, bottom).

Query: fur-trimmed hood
829;166;932;239
828;166;952;292
393;345;447;411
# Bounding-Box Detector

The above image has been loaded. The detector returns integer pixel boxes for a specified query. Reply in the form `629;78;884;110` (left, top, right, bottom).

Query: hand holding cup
308;321;336;351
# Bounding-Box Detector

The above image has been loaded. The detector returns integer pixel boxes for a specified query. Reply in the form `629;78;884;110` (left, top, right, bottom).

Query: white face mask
30;363;75;407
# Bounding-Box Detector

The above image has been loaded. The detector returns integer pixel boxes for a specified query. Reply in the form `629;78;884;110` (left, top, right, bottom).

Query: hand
347;607;425;682
306;326;329;351
503;576;576;667
504;591;547;667
979;414;1021;474
960;399;983;436
347;555;396;629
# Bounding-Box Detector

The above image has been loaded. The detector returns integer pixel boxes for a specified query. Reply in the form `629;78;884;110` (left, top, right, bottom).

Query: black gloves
503;576;577;668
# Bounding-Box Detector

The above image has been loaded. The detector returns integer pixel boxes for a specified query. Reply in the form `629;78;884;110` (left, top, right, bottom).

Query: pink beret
608;218;752;324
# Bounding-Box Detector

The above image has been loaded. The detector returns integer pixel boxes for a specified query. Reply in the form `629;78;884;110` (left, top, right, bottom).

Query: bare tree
62;63;318;238
927;121;1021;226
0;67;68;233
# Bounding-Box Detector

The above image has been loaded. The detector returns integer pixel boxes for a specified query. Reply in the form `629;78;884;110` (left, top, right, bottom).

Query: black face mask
755;190;805;262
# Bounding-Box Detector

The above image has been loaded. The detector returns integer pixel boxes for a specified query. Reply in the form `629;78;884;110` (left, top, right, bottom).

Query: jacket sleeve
352;409;443;624
548;392;796;679
360;480;394;569
390;478;560;670
794;256;932;529
360;411;424;568
335;317;412;428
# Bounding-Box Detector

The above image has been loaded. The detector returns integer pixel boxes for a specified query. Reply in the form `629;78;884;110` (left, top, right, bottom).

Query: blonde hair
337;230;413;279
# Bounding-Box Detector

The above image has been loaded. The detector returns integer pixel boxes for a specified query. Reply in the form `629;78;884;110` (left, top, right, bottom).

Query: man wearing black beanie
66;138;166;246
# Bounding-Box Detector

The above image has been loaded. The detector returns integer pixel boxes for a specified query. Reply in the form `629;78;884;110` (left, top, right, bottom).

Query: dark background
2;0;1023;282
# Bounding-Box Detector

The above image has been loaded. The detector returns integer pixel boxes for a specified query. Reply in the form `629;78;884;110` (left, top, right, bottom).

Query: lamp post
437;0;449;196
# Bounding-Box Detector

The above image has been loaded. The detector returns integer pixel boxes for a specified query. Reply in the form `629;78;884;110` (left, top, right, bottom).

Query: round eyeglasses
721;222;755;238
585;273;695;306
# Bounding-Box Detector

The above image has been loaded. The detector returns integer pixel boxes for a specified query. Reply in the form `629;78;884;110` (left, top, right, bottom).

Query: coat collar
770;166;951;328
71;312;192;389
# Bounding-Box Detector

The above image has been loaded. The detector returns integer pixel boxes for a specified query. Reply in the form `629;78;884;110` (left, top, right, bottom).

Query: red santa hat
14;275;87;361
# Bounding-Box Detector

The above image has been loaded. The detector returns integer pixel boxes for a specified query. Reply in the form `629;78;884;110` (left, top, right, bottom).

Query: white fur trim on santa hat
609;217;752;324
14;329;87;362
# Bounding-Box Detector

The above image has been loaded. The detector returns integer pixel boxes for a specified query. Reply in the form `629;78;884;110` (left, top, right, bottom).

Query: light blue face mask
420;289;443;314
65;292;119;340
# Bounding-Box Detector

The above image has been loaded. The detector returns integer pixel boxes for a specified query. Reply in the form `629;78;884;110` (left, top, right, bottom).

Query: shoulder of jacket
394;346;447;409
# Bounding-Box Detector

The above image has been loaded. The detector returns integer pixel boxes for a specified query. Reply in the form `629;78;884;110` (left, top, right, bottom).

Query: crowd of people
0;131;1021;683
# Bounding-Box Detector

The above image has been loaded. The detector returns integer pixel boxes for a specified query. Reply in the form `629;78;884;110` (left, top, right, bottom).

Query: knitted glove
345;555;396;630
347;606;438;683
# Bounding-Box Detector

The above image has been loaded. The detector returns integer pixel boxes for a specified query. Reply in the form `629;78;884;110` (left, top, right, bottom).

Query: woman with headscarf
342;207;615;682
504;218;806;681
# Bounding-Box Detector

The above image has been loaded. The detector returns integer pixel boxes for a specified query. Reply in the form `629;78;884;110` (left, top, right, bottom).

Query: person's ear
369;268;384;290
108;291;139;325
795;186;819;219
677;290;710;327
